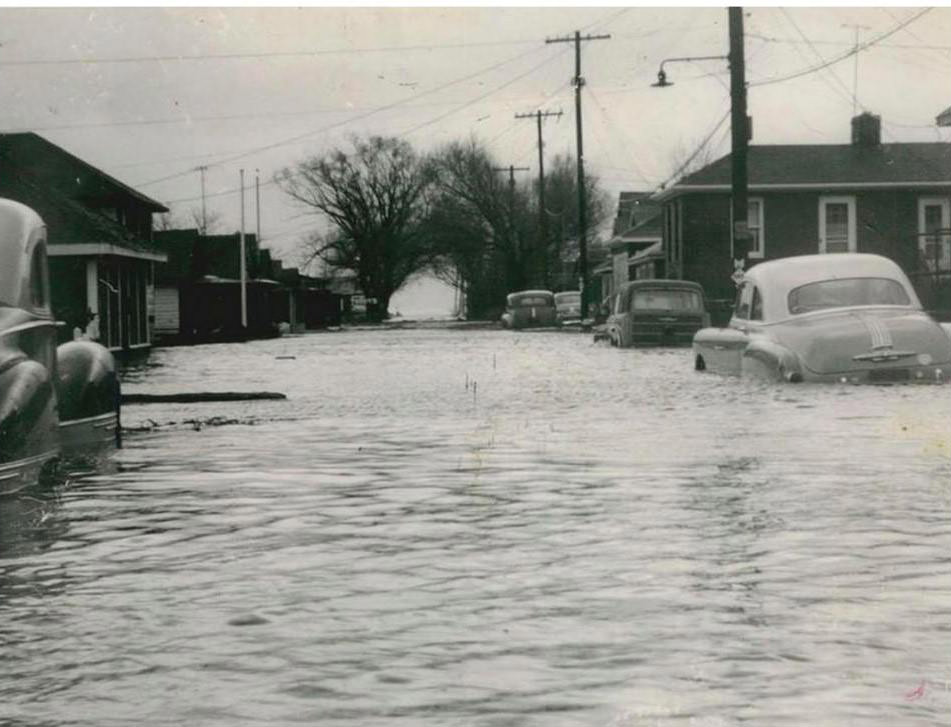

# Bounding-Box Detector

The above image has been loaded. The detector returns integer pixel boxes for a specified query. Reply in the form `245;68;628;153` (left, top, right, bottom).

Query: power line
397;46;569;139
779;8;855;108
0;7;631;68
0;38;542;67
160;46;568;207
747;31;951;52
583;84;654;186
3;90;577;135
136;43;549;187
749;8;933;88
657;106;730;191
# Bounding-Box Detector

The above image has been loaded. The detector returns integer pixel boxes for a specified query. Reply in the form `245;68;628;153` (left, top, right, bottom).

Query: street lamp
651;8;751;278
651;55;729;88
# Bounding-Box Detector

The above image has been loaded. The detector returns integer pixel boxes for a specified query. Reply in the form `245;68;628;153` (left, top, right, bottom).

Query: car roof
0;198;46;311
618;279;704;293
743;253;921;320
508;289;554;301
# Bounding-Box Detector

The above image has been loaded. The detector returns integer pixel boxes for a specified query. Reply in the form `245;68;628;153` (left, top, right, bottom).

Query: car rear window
632;288;702;311
514;296;552;307
555;293;580;305
788;277;910;314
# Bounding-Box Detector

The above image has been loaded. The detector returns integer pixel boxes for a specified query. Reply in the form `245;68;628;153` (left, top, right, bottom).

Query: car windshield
512;296;552;307
632;288;702;311
788;277;911;314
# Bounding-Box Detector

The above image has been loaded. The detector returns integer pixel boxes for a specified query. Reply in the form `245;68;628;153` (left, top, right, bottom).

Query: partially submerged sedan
500;290;557;329
693;253;951;383
605;279;709;347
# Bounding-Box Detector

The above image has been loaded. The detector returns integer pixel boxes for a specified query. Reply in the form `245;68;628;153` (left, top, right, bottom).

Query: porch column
85;259;99;314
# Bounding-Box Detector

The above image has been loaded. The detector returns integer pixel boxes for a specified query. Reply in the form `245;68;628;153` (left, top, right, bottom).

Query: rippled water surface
3;328;951;726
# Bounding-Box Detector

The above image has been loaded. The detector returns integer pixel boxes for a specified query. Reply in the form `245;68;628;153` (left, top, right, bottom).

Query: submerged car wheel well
695;354;706;371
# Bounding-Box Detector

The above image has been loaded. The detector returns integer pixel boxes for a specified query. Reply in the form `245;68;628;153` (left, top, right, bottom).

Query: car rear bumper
800;363;950;384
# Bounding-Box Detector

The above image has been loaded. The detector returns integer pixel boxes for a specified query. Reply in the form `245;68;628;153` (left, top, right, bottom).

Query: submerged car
693;253;951;384
0;199;120;495
553;291;582;326
501;290;557;329
605;280;709;347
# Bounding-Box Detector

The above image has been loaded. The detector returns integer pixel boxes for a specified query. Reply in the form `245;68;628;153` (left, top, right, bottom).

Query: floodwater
2;328;951;727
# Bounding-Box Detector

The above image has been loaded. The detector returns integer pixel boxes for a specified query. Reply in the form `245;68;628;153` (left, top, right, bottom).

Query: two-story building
655;113;951;319
597;191;663;300
0;133;168;351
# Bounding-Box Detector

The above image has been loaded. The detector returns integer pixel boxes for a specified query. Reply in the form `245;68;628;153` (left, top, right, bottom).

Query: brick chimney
851;112;881;148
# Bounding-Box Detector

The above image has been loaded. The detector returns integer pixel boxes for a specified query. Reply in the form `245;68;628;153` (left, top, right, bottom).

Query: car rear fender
742;338;803;382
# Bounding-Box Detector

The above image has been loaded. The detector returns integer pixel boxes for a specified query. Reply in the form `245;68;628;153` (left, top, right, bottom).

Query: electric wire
134;43;549;187
160;46;569;207
749;8;933;87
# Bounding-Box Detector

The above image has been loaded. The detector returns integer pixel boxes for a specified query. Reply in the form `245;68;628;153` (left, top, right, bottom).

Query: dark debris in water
227;614;270;627
122;416;261;433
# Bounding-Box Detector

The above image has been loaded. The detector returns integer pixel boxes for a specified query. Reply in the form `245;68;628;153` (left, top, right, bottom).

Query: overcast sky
1;5;950;312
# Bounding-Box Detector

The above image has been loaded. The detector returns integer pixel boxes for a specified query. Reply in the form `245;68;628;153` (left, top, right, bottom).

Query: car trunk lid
630;311;706;345
775;309;951;375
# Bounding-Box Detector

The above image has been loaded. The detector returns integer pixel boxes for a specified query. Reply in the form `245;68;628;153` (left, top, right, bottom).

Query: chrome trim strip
59;412;117;429
0;319;57;338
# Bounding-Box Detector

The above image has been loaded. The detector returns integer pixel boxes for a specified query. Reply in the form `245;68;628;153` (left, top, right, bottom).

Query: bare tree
277;135;436;321
189;207;223;235
537;154;611;290
665;136;717;185
155;211;178;231
427;139;535;318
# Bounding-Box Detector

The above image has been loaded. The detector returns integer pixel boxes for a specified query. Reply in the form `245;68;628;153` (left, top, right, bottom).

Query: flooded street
2;328;951;726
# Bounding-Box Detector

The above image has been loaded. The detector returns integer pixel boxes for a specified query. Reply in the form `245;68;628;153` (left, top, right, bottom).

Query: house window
748;198;764;258
819;196;857;253
731;198;765;259
664;200;684;277
918;197;950;273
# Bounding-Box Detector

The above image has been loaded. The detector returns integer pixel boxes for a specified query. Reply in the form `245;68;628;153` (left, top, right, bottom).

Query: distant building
654;113;951;319
0;132;168;351
602;191;664;299
154;229;344;342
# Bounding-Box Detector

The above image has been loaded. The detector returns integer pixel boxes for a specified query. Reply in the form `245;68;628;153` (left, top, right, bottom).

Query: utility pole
255;168;262;245
546;30;609;317
492;164;530;278
842;23;870;116
492;164;530;214
196;165;208;234
515;109;563;287
239;168;247;330
728;7;751;273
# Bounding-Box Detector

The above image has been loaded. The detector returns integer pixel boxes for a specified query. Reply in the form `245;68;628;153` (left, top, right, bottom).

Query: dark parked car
605;279;709;347
501;290;557;329
553;291;582;326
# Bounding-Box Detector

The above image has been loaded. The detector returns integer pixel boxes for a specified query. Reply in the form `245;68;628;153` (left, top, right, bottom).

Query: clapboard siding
153;286;180;334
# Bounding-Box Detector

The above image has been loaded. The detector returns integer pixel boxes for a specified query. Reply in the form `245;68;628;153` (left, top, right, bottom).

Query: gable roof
656;142;951;200
612;191;661;236
0;132;168;212
0;169;160;253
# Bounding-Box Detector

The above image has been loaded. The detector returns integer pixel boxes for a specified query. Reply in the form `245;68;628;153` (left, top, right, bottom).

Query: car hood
772;308;951;374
